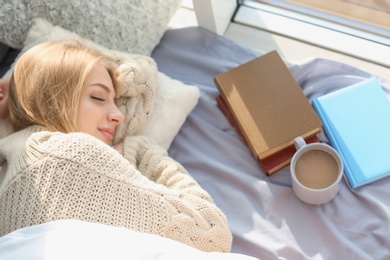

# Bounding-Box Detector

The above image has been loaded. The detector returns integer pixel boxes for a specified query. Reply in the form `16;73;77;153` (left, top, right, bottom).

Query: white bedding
0;220;256;260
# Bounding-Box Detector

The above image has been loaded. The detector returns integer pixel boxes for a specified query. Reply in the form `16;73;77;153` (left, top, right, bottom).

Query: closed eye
91;96;105;102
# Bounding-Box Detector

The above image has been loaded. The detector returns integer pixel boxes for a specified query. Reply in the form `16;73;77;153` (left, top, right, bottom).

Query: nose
108;104;125;125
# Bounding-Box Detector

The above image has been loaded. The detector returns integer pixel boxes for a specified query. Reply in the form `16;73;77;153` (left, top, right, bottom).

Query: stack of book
312;77;390;189
214;51;322;175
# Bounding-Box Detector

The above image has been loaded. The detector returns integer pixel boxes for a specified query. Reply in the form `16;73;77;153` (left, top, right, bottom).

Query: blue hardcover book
312;77;390;189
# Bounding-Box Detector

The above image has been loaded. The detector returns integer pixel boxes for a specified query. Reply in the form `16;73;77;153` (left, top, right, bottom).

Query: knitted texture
0;0;182;56
0;126;232;252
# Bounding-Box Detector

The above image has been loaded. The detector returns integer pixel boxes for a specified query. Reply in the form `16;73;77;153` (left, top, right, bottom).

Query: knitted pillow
0;0;182;56
3;19;200;149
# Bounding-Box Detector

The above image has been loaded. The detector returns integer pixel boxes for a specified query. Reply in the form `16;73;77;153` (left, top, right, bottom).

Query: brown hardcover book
214;50;322;165
216;96;320;175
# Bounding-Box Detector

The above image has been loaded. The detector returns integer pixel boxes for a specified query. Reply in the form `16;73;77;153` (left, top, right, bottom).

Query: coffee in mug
295;149;339;189
290;136;344;205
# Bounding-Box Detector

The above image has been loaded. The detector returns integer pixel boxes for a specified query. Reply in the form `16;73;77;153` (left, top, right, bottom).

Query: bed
1;2;390;259
151;27;390;260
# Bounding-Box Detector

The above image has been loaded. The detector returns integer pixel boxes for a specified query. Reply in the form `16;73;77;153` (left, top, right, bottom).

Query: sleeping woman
0;39;232;253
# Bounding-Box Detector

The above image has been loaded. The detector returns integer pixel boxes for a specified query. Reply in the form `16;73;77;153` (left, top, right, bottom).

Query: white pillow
143;72;200;149
0;0;182;56
3;19;200;149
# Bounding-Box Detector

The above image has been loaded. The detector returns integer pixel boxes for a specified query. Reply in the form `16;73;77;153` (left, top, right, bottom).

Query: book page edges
255;127;321;160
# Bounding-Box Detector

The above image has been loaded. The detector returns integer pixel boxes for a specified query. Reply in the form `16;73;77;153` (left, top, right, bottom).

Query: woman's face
78;65;124;144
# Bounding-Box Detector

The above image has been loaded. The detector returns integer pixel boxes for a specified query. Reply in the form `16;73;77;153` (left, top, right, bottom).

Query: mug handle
294;136;307;151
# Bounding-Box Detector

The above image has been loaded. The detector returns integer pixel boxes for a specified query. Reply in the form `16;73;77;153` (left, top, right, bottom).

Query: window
234;0;389;66
242;0;390;44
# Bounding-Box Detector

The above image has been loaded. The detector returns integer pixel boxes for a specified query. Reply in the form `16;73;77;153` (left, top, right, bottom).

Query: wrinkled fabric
152;26;390;260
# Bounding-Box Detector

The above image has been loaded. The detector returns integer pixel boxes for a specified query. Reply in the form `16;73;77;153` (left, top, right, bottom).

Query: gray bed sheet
152;26;390;260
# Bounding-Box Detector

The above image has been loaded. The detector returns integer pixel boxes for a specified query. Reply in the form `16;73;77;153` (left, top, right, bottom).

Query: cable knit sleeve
0;130;232;253
123;136;209;196
122;135;232;249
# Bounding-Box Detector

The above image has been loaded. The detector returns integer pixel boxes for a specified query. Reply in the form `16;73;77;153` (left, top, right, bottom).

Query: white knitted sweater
0;126;232;252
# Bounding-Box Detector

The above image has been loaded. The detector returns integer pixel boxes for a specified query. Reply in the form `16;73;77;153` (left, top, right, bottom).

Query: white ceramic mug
290;136;344;205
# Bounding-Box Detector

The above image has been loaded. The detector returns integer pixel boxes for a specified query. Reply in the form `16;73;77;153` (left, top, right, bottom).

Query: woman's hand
0;77;10;118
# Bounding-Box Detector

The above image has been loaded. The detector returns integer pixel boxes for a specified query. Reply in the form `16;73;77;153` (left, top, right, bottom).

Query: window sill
233;4;390;68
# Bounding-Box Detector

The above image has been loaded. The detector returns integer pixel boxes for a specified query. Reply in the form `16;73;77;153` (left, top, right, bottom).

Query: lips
0;89;4;101
99;128;114;142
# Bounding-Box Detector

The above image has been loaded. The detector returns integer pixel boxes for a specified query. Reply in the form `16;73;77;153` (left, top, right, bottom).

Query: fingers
0;77;11;118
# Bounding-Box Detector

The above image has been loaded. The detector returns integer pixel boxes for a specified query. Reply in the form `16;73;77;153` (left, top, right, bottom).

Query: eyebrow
89;83;112;94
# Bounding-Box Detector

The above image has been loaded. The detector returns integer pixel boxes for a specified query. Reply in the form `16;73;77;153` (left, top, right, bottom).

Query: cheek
78;100;98;135
78;112;91;134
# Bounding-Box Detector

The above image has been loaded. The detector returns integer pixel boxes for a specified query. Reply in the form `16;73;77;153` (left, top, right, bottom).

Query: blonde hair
9;39;121;133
